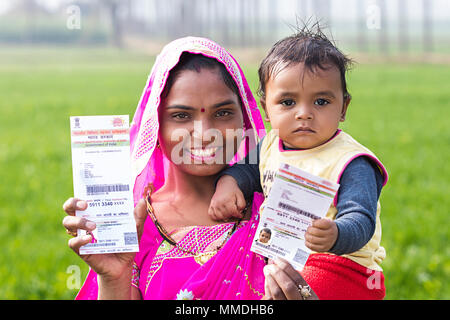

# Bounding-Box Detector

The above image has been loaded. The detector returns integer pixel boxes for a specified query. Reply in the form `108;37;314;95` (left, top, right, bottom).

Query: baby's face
263;62;349;149
259;231;270;243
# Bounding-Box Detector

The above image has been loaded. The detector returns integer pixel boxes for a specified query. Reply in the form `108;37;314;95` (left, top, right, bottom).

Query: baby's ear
340;95;351;122
260;99;270;122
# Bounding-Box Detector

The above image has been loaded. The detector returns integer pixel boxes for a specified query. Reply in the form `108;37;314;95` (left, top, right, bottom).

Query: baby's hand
305;218;338;252
208;175;246;221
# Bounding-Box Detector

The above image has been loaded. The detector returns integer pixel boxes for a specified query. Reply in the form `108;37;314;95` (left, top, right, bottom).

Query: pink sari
76;37;266;300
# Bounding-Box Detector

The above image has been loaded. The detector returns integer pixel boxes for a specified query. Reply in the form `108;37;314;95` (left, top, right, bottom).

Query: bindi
201;108;205;113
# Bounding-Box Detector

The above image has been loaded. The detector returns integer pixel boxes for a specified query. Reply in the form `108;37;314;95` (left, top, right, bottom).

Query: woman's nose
192;121;203;140
191;119;219;143
192;119;210;138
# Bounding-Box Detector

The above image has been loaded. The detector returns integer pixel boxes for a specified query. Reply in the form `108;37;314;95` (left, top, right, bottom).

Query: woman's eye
281;99;295;107
172;112;190;120
314;98;330;106
215;110;232;117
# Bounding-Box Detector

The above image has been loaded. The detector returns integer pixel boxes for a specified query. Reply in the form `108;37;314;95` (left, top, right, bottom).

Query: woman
63;37;317;300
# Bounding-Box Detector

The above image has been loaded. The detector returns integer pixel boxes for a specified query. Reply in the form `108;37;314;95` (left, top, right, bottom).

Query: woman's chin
179;163;228;177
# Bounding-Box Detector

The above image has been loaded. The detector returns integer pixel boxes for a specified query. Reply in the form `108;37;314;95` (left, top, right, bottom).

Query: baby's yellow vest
259;130;388;271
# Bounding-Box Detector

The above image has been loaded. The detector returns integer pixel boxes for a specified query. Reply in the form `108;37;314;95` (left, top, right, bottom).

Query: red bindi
201;108;205;113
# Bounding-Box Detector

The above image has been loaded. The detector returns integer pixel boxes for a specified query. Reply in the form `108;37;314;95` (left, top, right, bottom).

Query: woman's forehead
162;69;241;108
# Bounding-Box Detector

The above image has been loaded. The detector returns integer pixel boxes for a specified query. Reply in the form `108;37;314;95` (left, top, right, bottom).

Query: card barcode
293;248;309;265
270;247;286;257
86;184;129;195
85;242;117;248
124;232;138;245
277;202;321;220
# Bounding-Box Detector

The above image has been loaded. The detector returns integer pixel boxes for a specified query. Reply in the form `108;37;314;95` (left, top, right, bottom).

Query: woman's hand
62;197;147;283
262;258;318;300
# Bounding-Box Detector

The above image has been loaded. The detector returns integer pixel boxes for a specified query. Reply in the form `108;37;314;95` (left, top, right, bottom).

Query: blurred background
1;0;450;55
0;0;449;299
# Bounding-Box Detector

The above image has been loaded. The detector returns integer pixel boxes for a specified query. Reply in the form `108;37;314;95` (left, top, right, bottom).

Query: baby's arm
305;156;384;253
208;175;247;221
208;139;263;221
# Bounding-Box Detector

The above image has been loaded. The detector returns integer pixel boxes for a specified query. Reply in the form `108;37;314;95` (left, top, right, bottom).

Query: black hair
161;52;241;106
258;23;353;101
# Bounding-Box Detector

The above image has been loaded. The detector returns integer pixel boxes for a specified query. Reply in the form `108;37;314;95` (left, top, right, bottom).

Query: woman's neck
151;165;219;228
164;166;217;200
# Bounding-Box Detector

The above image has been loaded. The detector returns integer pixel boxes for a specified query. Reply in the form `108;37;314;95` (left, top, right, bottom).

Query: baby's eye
281;99;296;107
314;98;330;106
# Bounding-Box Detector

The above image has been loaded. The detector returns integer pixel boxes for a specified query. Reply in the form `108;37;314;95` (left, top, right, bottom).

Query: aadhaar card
251;163;339;270
70;115;138;255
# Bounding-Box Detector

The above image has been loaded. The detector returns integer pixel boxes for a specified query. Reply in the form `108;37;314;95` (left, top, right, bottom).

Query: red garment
301;253;385;300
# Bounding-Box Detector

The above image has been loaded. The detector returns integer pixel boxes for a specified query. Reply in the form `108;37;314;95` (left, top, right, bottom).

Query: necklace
145;192;242;256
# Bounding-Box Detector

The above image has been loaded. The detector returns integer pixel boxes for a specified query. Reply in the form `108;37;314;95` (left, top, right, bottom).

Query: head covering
75;37;267;300
129;37;265;205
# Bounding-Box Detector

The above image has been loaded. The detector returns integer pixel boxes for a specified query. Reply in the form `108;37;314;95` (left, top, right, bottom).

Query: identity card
70;115;138;255
251;163;339;270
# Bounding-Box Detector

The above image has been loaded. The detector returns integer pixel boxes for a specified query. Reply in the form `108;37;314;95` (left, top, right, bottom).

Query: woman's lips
186;147;220;161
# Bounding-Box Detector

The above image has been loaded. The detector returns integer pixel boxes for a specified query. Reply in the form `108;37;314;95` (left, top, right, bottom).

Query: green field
0;46;448;299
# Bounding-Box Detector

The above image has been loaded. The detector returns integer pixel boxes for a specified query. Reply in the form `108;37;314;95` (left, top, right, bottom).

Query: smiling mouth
186;147;220;161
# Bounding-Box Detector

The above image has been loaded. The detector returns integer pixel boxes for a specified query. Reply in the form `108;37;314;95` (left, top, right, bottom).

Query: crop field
0;46;448;299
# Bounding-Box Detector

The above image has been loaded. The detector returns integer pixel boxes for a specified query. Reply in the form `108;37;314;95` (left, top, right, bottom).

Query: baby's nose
294;105;313;120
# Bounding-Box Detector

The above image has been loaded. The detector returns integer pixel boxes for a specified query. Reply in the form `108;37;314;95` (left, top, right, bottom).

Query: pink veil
76;37;266;300
130;37;265;204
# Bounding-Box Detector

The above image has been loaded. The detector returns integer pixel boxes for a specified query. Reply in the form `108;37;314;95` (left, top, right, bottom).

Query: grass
0;46;448;299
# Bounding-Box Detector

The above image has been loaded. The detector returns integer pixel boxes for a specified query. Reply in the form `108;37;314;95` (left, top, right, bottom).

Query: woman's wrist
97;265;133;300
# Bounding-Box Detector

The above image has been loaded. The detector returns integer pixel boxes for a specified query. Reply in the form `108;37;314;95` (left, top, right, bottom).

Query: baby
257;228;272;244
208;26;389;299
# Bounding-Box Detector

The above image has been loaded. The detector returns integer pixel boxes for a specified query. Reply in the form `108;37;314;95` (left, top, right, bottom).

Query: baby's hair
258;22;353;101
260;228;272;235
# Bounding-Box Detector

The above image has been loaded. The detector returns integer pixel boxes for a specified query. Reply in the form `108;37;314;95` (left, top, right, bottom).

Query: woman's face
159;67;244;177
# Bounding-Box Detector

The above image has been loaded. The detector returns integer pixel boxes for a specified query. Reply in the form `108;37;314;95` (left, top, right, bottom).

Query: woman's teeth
189;147;218;157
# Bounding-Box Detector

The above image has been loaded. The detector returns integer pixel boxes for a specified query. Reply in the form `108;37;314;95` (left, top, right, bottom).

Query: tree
312;0;330;26
422;0;433;52
378;0;388;54
398;0;409;52
357;0;367;52
100;0;123;48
